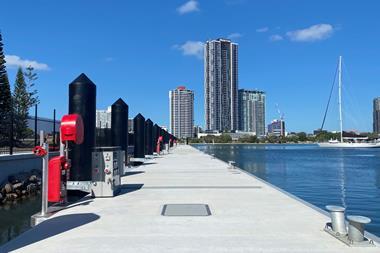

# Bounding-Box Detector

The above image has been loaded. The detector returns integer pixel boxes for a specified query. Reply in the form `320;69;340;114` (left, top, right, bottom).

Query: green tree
297;132;308;142
24;65;39;106
266;135;279;143
13;67;30;140
0;32;12;144
217;134;232;143
238;135;258;143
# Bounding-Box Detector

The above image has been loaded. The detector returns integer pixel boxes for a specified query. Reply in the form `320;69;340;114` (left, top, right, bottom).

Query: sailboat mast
338;56;343;143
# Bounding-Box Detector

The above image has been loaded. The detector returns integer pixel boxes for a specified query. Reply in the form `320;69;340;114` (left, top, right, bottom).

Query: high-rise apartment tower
204;38;238;132
169;86;194;138
238;89;265;136
373;97;380;133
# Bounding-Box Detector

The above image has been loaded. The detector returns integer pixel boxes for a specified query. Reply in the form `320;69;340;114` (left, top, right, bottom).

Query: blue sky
1;0;380;133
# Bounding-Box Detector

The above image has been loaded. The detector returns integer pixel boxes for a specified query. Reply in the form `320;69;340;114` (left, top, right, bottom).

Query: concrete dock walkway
2;145;379;252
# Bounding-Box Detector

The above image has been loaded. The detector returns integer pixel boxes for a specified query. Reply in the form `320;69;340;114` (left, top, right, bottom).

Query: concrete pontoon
2;145;379;252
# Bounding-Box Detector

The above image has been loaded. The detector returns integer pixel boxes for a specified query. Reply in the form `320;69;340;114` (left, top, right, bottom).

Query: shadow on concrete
48;197;93;213
119;183;144;196
142;162;157;166
0;213;100;252
124;171;145;176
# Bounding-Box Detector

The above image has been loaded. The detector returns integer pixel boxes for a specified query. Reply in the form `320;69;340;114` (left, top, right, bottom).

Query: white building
169;86;194;138
96;106;111;129
204;38;238;132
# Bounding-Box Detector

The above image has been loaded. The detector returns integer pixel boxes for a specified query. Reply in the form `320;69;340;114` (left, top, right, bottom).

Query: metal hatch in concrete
162;204;211;216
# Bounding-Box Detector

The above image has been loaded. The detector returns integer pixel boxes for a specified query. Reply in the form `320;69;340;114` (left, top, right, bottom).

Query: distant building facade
373;98;380;133
238;89;265;136
204;38;238;132
268;119;285;137
128;118;133;133
96;106;111;129
193;125;202;138
169;86;194;138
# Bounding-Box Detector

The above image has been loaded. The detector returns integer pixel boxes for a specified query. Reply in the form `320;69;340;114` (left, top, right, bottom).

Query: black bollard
128;132;134;157
68;73;96;181
96;128;111;147
145;119;154;155
111;98;129;154
159;127;164;152
133;113;145;159
153;124;159;153
169;134;174;147
164;130;169;145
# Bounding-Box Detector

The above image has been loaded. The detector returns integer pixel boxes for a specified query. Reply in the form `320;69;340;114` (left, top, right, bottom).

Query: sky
1;0;380;133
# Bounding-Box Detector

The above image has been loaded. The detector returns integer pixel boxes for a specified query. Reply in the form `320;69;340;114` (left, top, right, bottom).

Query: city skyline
1;1;380;133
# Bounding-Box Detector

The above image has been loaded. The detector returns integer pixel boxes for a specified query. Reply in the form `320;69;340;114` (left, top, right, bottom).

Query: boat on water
317;56;380;148
318;140;380;148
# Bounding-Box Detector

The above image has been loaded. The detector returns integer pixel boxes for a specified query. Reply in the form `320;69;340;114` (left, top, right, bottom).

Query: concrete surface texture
1;145;379;253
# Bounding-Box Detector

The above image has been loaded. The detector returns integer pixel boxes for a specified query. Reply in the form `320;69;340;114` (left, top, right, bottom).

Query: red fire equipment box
60;114;84;144
48;156;69;202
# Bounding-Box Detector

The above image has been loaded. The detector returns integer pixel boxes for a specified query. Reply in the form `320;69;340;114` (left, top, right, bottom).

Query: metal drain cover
162;204;211;216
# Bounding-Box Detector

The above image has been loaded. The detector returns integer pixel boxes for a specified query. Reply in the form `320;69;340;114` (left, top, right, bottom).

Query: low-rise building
267;119;285;137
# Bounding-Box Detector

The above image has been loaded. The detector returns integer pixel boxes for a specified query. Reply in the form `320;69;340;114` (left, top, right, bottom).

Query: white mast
338;56;343;143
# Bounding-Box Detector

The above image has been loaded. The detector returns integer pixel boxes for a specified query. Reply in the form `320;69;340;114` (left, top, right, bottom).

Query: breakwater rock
0;170;41;204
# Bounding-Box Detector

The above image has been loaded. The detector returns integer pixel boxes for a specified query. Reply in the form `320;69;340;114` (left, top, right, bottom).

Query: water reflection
0;194;41;245
337;150;347;208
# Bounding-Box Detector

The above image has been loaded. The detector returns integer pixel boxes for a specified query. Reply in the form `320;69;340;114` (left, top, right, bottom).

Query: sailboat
318;56;380;148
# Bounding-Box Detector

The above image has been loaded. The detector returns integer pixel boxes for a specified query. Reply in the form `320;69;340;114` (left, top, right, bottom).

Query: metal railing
0;107;60;155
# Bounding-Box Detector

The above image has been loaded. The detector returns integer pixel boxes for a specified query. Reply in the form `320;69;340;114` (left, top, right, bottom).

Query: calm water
0;194;41;245
193;144;380;237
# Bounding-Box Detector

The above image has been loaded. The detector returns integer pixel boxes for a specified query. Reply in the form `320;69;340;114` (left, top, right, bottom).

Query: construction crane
275;103;285;120
275;104;285;137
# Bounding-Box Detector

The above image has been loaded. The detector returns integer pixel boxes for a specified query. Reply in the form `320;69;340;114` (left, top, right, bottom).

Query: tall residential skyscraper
238;89;265;136
169;86;194;138
204;38;238;132
373;97;380;133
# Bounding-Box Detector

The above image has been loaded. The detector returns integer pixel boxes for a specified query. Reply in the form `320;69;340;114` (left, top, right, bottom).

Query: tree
296;132;308;142
24;65;39;106
217;134;232;143
238;135;258;143
0;32;12;144
13;67;29;140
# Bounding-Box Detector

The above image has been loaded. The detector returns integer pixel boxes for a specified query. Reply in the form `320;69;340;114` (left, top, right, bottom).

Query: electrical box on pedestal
91;147;122;197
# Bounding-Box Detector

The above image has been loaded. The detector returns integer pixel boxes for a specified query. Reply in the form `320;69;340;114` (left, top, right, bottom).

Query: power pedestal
91;147;122;197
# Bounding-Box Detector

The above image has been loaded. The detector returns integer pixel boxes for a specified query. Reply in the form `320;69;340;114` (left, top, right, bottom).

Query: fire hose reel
33;146;47;157
47;114;84;203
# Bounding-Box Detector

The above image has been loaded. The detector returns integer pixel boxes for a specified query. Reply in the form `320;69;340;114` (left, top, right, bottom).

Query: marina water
193;144;380;237
0;195;41;245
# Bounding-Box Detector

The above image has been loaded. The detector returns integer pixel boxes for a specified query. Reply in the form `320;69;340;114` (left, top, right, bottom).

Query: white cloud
286;24;334;42
177;0;199;15
227;33;243;39
269;34;283;42
105;57;114;62
5;55;50;70
256;27;269;33
174;41;204;59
